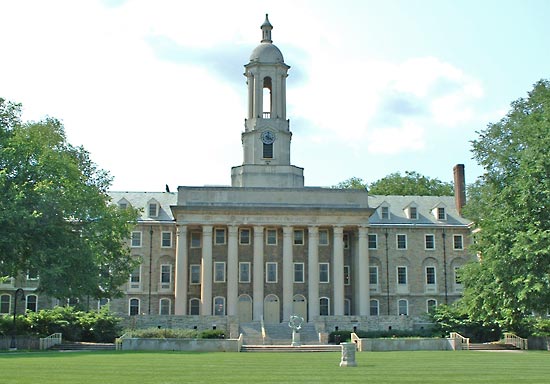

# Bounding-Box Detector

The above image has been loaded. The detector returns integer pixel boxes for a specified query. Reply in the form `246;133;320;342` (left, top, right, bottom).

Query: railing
260;316;267;345
262;112;271;119
39;333;62;350
350;332;360;350
449;332;470;350
115;333;128;351
237;333;244;352
504;332;528;350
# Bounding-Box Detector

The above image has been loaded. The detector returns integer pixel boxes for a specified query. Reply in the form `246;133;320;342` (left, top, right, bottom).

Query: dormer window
432;203;447;221
380;205;390;219
405;203;418;220
118;198;131;210
148;200;160;218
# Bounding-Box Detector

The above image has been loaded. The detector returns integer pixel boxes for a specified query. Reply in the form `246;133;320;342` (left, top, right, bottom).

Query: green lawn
0;350;549;384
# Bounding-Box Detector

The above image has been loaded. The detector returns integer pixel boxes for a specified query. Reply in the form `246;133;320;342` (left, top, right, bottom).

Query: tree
332;176;368;190
461;79;550;331
0;98;139;300
335;171;453;195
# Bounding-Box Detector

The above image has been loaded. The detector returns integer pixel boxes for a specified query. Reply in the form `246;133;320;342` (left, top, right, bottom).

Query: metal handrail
504;332;528;350
449;332;470;350
39;333;62;350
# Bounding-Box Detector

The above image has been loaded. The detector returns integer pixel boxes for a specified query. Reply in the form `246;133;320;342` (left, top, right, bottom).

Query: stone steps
469;343;519;351
241;344;340;352
50;342;116;351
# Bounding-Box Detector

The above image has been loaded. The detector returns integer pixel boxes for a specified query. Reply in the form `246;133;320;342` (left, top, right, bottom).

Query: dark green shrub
199;329;226;339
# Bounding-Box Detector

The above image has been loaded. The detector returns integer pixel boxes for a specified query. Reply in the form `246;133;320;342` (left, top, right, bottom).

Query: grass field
1;350;549;384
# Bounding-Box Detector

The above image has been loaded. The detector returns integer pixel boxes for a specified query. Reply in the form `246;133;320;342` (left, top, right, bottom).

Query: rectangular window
239;262;251;283
129;267;140;289
161;231;172;248
131;231;142;247
263;143;273;158
319;263;330;283
159;299;171;315
0;295;10;314
370;299;379;316
397;234;407;249
409;206;418;219
26;295;38;312
437;207;446;220
344;265;351;286
190;232;201;248
214;262;226;283
148;203;158;217
190;264;201;285
369;266;378;285
239;228;251;245
453;235;464;250
27;268;39;280
368;234;377;249
343;233;349;249
266;262;278;283
398;299;408;316
214;228;226;245
454;266;463;285
425;234;435;250
381;206;390;219
160;264;172;289
318;229;329;246
266;228;277;245
397;266;407;285
426;266;436;285
294;263;305;283
293;229;304;245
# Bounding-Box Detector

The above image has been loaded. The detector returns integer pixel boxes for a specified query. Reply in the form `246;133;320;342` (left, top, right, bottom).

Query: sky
1;0;549;192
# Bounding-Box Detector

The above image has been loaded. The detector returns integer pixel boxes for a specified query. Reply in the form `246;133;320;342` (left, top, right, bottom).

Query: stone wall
357;337;452;351
121;337;240;352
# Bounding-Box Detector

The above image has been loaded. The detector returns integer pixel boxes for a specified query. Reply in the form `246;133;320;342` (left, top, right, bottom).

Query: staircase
49;342;116;351
468;342;520;351
241;344;340;352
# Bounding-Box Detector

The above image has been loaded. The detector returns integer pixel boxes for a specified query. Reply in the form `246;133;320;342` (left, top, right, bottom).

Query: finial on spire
261;14;273;43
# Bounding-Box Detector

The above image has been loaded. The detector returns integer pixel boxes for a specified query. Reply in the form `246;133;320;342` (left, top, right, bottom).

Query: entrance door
263;294;280;324
292;294;307;321
237;294;253;323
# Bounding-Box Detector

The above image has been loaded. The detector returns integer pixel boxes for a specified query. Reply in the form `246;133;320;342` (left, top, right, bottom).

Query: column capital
358;226;368;236
177;225;188;236
283;226;293;237
253;225;264;237
308;226;319;237
202;225;213;233
228;225;238;235
333;226;344;235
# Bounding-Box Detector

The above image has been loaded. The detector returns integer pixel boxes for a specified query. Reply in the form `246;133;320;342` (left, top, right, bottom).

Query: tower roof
249;14;284;64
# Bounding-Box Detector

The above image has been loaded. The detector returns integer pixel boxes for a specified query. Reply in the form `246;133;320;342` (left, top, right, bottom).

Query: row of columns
174;225;370;319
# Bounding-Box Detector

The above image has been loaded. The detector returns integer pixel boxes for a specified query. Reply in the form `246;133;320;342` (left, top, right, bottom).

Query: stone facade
0;15;474;333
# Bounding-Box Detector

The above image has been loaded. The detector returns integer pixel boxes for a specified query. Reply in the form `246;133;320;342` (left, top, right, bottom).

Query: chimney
453;164;466;216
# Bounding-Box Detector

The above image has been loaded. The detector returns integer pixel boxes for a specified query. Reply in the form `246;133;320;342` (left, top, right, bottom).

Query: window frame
397;266;408;285
398;299;408;316
266;262;278;283
161;231;172;248
453;234;464;250
189;298;200;315
239;228;251;245
425;266;436;285
214;228;227;245
380;206;390;219
368;233;378;249
0;294;10;314
129;266;141;290
320;297;330;316
266;228;278;245
396;234;407;250
190;232;201;248
239;262;251;283
293;229;304;246
159;298;171;315
369;266;379;286
190;264;201;285
370;299;379;316
344;265;351;286
131;231;142;248
129;298;140;316
214;261;226;283
160;264;172;289
319;262;330;283
425;234;435;250
293;262;305;283
318;229;329;246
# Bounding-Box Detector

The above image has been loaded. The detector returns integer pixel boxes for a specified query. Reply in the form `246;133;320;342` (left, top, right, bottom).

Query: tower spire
261;14;273;43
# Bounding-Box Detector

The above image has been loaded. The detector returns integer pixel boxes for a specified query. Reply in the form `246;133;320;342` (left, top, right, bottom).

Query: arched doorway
237;294;253;323
263;294;280;324
292;294;307;321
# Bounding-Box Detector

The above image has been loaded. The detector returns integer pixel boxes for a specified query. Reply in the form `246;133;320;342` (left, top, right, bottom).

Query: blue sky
1;0;549;191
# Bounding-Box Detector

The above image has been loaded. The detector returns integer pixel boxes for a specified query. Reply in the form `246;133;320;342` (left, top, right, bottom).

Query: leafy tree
332;176;367;190
369;171;453;196
0;98;139;300
461;79;550;331
334;171;453;195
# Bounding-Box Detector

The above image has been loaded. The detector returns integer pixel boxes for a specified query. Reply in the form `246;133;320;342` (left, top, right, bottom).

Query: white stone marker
339;342;357;367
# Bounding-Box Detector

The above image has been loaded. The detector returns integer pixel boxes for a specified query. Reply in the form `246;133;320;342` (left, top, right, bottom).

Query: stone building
0;15;473;332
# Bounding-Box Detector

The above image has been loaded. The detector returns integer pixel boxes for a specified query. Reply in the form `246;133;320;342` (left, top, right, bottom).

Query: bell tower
231;15;304;188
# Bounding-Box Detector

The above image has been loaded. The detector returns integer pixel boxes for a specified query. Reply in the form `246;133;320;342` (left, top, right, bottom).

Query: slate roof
109;191;177;222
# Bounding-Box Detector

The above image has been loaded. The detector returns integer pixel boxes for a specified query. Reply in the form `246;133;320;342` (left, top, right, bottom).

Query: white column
201;225;213;315
282;226;293;322
227;225;239;316
253;226;264;321
357;226;370;316
174;225;188;315
333;226;345;316
255;73;262;117
307;226;319;321
247;73;254;119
